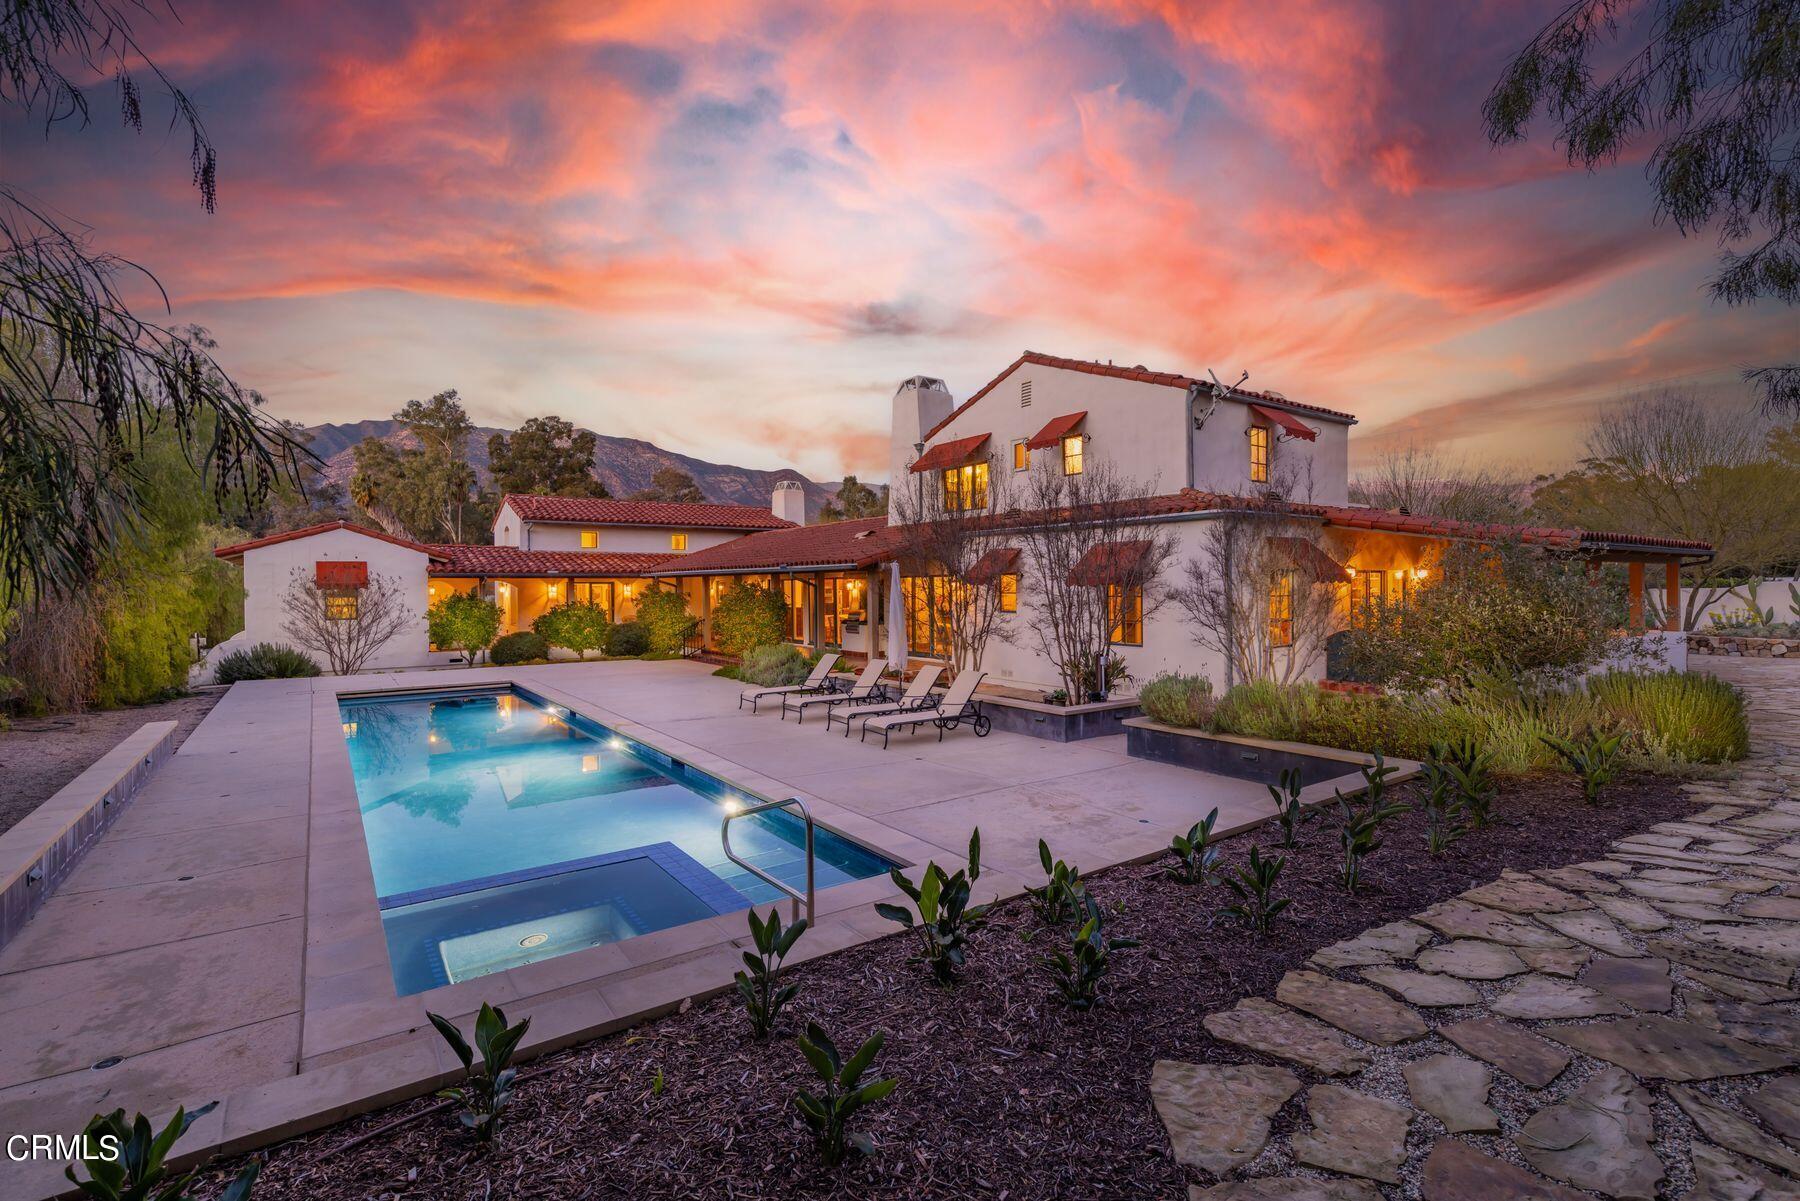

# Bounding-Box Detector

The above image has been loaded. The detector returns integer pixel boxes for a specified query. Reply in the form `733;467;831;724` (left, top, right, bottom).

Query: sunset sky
6;0;1790;483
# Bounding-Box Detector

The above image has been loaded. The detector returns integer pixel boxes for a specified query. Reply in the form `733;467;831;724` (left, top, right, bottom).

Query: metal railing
722;796;816;923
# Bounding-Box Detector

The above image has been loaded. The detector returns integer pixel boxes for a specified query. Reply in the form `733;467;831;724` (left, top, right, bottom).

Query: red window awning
1249;403;1317;442
315;560;369;588
909;433;991;473
1267;536;1350;582
1025;411;1087;450
965;546;1021;584
1067;539;1153;586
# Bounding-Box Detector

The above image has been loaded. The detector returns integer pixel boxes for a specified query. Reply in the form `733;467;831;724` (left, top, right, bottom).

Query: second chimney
772;480;806;525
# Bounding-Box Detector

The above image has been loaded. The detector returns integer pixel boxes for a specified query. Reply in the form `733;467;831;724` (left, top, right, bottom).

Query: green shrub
793;1022;897;1166
215;642;321;683
606;622;650;656
741;643;811;686
712;581;786;654
1038;895;1138;1010
490;631;549;665
65;1103;259;1200
427;1001;531;1144
1165;807;1222;885
1584;670;1749;763
429;592;503;662
874;830;990;985
1543;728;1627;805
1138;672;1214;727
736;907;807;1039
634;586;698;654
533;602;609;660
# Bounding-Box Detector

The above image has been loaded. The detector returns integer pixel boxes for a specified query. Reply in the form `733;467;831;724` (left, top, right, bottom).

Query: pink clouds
2;0;1784;479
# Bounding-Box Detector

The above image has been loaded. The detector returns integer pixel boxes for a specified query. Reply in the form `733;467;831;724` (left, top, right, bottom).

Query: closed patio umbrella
885;561;908;673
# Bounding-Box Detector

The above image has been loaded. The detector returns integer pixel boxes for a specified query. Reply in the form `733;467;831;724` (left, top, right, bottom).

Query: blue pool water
339;685;893;994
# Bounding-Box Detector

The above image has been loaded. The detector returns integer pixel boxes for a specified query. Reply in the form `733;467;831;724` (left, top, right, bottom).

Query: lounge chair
861;670;991;747
824;665;944;737
738;651;840;713
782;658;888;723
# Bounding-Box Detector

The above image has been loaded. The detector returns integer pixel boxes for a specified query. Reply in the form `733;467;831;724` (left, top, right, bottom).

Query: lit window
1248;425;1270;484
1062;434;1084;475
670;532;688;552
1012;439;1029;471
999;573;1018;613
580;529;598;548
325;591;359;621
1268;571;1294;648
1349;570;1385;628
941;462;989;512
1108;584;1142;645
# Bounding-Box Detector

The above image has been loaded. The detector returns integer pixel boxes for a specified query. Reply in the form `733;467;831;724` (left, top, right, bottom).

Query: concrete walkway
0;659;1280;1196
1153;657;1800;1199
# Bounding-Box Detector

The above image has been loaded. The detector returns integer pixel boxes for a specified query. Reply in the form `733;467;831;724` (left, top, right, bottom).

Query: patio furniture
861;670;991;747
824;664;944;737
781;658;888;723
738;651;841;713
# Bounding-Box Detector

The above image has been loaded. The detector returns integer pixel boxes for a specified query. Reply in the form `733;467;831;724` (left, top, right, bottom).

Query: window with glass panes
324;591;359;621
1348;569;1384;627
1268;571;1294;648
1062;434;1084;475
1248;425;1270;484
1107;583;1142;645
941;462;989;512
573;580;614;616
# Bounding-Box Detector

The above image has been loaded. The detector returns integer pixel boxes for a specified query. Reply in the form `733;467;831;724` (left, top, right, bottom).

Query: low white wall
1695;578;1799;627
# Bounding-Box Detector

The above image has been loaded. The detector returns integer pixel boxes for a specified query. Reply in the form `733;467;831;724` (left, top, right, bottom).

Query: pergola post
1663;562;1680;633
700;575;714;650
1627;561;1645;633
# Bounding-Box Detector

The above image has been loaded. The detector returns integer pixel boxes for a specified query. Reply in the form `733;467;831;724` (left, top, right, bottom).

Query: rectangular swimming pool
339;685;895;995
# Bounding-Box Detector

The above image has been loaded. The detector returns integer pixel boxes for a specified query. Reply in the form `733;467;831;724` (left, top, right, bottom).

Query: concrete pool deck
0;659;1291;1197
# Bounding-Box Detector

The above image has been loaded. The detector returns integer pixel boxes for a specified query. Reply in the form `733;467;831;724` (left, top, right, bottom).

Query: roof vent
1020;379;1032;407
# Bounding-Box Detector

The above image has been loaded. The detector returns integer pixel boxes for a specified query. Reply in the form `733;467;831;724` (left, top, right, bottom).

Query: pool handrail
721;795;816;924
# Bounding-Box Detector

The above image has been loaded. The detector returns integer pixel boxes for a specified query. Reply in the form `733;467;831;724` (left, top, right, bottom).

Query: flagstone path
1153;660;1800;1199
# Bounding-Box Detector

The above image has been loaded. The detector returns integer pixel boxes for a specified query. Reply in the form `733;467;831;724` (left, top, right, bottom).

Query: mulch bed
224;770;1699;1201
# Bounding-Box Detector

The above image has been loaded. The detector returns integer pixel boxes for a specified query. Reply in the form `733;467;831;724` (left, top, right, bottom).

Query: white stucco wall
517;522;744;555
238;527;435;671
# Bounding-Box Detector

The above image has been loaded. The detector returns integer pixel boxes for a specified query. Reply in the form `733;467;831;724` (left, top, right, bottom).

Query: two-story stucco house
213;351;1709;687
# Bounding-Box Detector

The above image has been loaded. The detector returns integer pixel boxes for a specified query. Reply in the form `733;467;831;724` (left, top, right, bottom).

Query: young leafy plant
1027;838;1088;927
1543;728;1626;805
875;829;991;984
64;1104;259;1201
1038;895;1140;1010
735;906;807;1038
1266;767;1312;848
793;1022;898;1166
1334;753;1410;894
1441;735;1498;828
1165;807;1222;885
1417;753;1466;856
1220;846;1291;933
427;1001;532;1143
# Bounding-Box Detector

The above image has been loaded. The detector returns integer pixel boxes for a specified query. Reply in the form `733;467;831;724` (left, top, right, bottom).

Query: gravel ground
0;691;221;833
213;769;1701;1201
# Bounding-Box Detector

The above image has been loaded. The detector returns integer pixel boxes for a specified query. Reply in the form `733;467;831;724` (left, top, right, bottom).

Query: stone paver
1515;1066;1662;1200
1274;970;1427;1045
1151;658;1800;1200
1289;1084;1411;1184
1402;1054;1496;1134
1150;1061;1300;1175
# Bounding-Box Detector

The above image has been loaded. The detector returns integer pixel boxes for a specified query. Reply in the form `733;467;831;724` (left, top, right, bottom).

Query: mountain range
302;421;841;518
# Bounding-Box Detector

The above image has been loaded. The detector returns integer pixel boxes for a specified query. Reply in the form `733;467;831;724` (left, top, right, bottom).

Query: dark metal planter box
978;696;1141;742
1123;718;1419;790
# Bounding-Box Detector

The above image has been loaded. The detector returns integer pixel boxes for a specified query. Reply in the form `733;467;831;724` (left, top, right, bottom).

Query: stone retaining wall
1689;634;1792;658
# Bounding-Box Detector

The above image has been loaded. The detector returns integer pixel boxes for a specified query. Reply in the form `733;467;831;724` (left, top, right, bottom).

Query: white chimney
889;375;954;489
772;480;806;525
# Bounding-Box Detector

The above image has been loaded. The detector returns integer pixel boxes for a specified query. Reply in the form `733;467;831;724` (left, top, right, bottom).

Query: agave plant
64;1105;259;1201
875;829;991;984
1165;807;1222;885
427;1002;532;1143
735;906;807;1038
794;1022;898;1166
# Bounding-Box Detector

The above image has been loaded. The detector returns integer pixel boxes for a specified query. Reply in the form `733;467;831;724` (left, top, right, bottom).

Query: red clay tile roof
213;521;446;561
1249;403;1317;442
965;547;1021;583
1025;411;1087;450
652;517;898;574
426;546;673;577
499;494;796;530
908;433;991;473
924;351;1357;442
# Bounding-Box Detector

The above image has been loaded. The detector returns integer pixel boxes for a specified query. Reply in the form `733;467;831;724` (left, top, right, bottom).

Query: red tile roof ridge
214;520;447;560
499;493;797;529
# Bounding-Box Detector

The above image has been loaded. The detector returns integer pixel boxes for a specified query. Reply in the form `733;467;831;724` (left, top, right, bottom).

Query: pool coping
18;664;1294;1199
